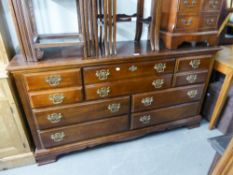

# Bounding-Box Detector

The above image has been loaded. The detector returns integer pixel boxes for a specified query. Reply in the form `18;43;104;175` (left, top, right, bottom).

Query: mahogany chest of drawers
8;45;219;165
161;0;224;49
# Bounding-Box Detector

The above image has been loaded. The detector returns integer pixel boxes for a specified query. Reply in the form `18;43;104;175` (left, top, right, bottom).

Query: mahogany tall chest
7;0;221;165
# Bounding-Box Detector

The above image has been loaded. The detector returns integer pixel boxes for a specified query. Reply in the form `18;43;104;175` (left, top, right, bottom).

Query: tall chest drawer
178;0;201;13
39;115;129;148
29;87;83;108
176;56;212;72
83;59;175;84
199;14;219;30
202;0;223;12
175;15;199;31
132;85;204;112
131;102;200;129
85;75;172;100
33;96;130;130
24;69;82;91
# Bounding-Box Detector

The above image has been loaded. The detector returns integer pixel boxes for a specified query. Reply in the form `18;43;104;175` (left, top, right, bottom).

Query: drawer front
29;87;83;108
176;56;211;72
131;102;200;129
85;75;173;100
33;96;130;130
199;14;218;30
83;59;175;84
202;0;223;12
39;115;129;148
132;84;204;112
178;0;201;13
176;15;199;31
24;69;82;91
173;71;208;86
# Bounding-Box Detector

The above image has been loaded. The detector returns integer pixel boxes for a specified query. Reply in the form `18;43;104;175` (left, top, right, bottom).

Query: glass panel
32;0;79;34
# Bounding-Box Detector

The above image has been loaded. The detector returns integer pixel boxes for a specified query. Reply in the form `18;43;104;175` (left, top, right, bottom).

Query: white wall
2;0;152;50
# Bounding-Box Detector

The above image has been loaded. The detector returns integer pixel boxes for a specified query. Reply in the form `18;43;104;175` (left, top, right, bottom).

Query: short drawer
131;102;200;129
33;96;130;130
176;56;212;72
202;0;223;12
24;69;82;91
132;84;204;112
29;87;83;108
175;15;199;31
83;59;175;84
199;14;218;30
85;75;172;100
39;115;129;148
178;0;201;13
173;71;208;87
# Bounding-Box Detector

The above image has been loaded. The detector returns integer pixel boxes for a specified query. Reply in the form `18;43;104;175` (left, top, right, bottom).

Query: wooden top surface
7;41;220;72
215;45;233;69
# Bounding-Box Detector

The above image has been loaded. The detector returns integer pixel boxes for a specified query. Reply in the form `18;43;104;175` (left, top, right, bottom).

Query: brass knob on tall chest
189;59;201;69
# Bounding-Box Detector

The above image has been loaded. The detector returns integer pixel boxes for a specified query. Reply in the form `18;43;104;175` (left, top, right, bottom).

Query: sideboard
7;42;220;165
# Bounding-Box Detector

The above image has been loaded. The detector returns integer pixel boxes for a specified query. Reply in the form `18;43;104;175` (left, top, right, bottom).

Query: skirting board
0;152;35;171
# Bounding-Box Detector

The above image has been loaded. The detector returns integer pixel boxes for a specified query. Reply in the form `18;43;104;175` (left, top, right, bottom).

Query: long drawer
29;87;83;108
131;102;200;129
83;59;175;84
132;84;204;112
24;69;82;91
85;75;173;100
33;96;130;130
176;56;211;73
173;71;208;87
39;115;129;148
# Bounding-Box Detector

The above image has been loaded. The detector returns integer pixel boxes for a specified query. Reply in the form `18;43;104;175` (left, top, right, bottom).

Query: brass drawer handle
152;79;164;89
181;18;193;26
189;59;201;69
47;113;63;123
97;87;111;97
45;75;62;87
154;63;166;73
140;115;151;124
205;18;215;26
49;93;64;105
187;90;198;98
51;132;65;142
108;103;121;113
96;69;110;81
129;65;138;72
141;97;154;106
183;0;197;7
186;74;197;83
209;0;219;9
